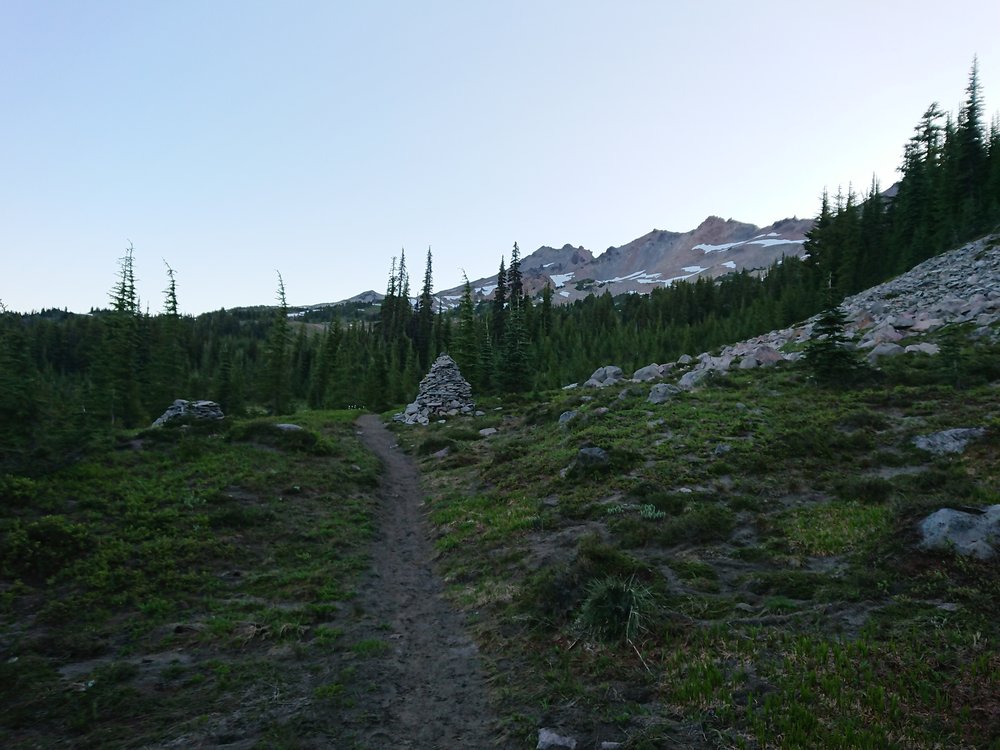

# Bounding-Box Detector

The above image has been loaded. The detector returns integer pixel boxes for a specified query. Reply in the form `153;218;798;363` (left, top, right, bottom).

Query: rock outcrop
151;399;224;427
919;505;1000;560
394;354;475;425
653;233;1000;392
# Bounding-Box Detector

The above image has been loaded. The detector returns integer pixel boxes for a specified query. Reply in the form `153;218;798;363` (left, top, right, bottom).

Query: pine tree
499;305;530;392
416;246;435;369
102;244;145;426
452;274;478;378
802;306;868;387
491;257;507;344
508;242;523;311
149;260;184;412
261;271;292;414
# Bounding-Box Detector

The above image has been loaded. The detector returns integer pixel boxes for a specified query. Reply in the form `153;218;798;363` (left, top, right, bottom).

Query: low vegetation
394;332;1000;748
0;411;379;748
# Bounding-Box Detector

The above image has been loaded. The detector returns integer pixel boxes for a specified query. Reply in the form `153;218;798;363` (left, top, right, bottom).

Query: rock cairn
394;354;475;425
152;399;225;427
568;233;1000;392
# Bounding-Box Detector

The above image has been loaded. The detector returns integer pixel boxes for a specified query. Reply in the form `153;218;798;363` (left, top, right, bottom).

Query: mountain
333;215;812;312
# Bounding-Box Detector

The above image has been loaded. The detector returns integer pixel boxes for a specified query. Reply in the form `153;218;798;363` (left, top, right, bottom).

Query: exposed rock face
919;505;1000;560
393;354;474;425
641;233;1000;392
151;399;224;427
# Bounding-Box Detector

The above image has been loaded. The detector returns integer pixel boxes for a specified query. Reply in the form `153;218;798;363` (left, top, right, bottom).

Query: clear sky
2;1;999;315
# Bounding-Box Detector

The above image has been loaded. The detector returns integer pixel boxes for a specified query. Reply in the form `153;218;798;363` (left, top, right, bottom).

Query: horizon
2;1;999;315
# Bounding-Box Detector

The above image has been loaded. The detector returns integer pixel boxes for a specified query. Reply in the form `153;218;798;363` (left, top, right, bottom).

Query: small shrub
834;476;894;504
416;435;456;456
575;575;652;643
3;515;91;580
657;505;735;546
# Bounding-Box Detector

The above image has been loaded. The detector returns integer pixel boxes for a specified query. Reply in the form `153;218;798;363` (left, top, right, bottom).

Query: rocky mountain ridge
308;214;814;315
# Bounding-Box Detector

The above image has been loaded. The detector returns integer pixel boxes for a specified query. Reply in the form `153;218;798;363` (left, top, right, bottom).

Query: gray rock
912;428;986;455
478;427;498;437
904;342;941;355
537;728;578;749
918;505;1000;560
676;354;694;365
678;368;710;390
273;423;303;432
648;383;682;404
631;363;661;382
867;342;905;362
588;365;624;386
558;410;578;426
576;447;610;468
152;399;224;427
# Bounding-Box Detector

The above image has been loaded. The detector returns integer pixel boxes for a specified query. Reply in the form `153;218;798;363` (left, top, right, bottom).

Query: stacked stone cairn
152;399;225;427
394;354;475;425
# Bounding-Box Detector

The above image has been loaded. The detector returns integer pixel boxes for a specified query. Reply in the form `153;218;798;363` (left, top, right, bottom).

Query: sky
2;1;999;315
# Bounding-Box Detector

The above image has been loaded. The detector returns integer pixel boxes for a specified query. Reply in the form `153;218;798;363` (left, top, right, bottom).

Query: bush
228;420;334;455
575;575;653;642
3;515;91;580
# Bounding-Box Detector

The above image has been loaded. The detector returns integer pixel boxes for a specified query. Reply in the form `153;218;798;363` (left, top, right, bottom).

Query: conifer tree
102;244;145;426
491;257;507;344
452;274;477;376
508;242;523;311
261;271;292;414
416;246;435;369
802;306;868;387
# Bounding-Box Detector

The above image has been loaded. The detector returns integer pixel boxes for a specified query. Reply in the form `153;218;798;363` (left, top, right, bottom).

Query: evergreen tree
102;244;145;426
499;305;530;392
508;242;523;311
261;272;292;414
149;260;184;412
452;274;478;378
491;257;507;344
802;306;868;387
416;246;435;368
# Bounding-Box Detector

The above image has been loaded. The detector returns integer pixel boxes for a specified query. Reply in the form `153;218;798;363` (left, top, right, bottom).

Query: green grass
0;410;379;748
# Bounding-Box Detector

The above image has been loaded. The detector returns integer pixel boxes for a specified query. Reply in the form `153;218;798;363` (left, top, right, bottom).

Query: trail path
346;415;506;749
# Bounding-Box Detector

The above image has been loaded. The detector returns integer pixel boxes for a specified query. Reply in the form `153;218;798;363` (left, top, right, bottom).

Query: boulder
648;383;682;404
918;505;1000;560
576;447;610;468
678;368;710;390
631;363;661;382
537;728;578;749
904;342;941;355
558;410;578;426
912;428;985;455
867;342;905;362
152;399;224;427
588;365;624;386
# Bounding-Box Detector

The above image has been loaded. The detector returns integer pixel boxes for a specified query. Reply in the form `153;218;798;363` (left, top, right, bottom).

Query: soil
346;415;509;749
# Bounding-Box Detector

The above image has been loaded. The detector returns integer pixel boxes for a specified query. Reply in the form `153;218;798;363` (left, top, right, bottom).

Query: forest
2;62;999;477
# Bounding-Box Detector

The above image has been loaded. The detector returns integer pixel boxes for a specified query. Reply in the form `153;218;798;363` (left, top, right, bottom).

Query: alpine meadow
2;59;1000;750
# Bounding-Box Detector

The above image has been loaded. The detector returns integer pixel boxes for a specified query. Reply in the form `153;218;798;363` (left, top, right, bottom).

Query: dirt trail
346;415;507;749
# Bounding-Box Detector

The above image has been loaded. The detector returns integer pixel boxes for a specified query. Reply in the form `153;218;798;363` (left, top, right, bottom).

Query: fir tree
802;306;868;387
508;242;523;311
261;271;292;414
416;246;435;368
491;257;507;344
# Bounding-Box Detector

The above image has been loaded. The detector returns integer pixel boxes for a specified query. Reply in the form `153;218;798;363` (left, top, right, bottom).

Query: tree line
2;60;998;475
